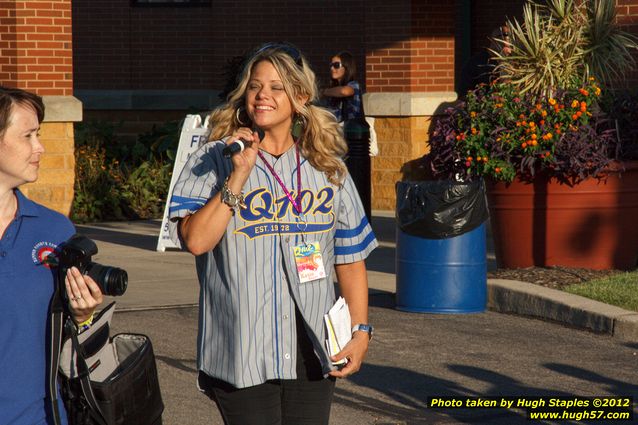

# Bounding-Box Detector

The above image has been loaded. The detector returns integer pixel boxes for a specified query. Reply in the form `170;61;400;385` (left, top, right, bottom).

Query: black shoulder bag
49;299;164;425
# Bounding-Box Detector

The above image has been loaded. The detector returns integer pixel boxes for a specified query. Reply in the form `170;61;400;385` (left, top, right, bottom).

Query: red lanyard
257;143;302;214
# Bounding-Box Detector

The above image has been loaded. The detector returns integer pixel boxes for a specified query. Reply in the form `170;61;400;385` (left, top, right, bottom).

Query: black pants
198;310;336;425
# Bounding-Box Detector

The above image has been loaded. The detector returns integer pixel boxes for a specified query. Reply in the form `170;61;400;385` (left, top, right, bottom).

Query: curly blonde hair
208;44;348;186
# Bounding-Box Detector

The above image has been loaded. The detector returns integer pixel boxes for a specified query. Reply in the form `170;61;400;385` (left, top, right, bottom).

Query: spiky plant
491;0;638;97
583;0;638;85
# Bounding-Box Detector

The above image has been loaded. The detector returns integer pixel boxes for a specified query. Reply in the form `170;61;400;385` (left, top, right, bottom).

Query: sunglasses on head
329;62;343;69
254;42;303;67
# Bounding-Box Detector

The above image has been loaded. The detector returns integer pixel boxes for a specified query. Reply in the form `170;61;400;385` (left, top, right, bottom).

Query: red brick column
364;0;457;211
0;0;81;215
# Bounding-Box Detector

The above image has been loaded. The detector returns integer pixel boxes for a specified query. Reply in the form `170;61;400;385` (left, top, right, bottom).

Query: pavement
77;211;638;341
74;213;638;424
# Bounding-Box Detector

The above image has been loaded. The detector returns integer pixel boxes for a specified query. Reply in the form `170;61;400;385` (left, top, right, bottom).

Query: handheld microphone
222;128;265;158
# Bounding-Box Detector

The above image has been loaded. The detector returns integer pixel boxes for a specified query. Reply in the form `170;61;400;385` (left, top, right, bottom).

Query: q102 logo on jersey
235;186;335;239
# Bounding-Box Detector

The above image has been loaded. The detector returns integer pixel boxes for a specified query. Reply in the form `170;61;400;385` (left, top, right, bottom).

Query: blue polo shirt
0;190;73;425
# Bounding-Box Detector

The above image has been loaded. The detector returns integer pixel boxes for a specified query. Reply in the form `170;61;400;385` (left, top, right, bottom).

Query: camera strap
49;309;64;425
49;286;109;425
64;319;109;425
49;269;66;425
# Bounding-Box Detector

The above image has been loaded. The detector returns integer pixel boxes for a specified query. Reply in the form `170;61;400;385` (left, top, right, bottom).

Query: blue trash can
395;222;487;313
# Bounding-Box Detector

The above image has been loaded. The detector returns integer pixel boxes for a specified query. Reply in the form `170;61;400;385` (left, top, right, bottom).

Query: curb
488;279;638;341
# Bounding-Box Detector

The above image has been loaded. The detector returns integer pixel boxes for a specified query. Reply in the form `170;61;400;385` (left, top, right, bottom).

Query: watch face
355;324;373;335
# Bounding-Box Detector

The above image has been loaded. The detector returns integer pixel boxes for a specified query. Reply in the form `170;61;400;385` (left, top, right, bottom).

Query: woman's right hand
226;127;262;184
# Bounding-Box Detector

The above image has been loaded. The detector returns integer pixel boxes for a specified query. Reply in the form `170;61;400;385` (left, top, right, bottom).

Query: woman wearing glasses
323;52;362;124
168;43;377;425
322;51;371;220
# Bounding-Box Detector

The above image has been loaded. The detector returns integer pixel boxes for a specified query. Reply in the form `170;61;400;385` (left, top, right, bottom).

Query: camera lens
85;262;128;296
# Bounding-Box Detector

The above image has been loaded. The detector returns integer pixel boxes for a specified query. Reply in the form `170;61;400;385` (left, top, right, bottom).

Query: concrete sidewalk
77;213;638;341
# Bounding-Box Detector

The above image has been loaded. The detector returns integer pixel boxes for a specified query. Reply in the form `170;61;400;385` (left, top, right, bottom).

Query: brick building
0;0;80;215
3;0;637;214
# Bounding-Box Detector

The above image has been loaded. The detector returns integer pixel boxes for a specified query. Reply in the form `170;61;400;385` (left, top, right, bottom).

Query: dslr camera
57;234;128;297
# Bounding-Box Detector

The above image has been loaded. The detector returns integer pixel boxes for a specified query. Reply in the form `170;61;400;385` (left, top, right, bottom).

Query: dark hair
330;51;357;86
0;86;45;137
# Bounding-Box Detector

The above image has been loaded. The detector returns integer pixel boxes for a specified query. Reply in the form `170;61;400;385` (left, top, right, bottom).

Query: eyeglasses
253;42;303;67
329;62;343;69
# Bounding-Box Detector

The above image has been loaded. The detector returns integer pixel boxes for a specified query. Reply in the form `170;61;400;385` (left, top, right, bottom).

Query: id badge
293;241;327;283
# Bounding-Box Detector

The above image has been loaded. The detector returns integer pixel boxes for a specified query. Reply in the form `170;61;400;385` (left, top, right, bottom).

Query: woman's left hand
65;266;104;324
328;331;369;378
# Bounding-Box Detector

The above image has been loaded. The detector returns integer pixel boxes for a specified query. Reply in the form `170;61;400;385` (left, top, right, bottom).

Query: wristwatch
351;323;374;340
221;177;246;210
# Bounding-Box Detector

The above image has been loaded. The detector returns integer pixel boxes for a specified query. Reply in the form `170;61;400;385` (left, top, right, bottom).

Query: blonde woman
168;43;377;425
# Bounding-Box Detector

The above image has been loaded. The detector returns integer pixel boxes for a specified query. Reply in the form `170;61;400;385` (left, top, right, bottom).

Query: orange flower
571;100;579;108
470;111;477;118
579;88;589;96
548;98;557;106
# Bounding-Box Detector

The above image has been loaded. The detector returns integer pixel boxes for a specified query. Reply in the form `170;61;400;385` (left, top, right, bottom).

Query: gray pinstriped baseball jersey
168;140;377;389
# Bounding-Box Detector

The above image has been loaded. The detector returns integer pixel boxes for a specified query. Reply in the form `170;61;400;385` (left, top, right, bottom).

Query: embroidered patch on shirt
31;241;58;268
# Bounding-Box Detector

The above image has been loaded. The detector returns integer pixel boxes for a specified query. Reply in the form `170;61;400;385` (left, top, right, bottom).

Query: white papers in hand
324;296;351;365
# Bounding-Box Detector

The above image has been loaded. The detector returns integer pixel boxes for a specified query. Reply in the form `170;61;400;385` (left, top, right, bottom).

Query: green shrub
71;120;179;223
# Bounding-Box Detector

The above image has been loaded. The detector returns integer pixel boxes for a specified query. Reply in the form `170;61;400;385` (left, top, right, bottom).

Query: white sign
156;114;211;252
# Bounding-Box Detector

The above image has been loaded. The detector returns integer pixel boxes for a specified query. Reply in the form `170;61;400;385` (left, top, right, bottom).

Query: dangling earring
235;107;248;126
291;113;307;139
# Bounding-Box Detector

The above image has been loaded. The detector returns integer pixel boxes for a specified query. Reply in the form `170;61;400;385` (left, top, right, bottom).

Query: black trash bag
396;179;489;239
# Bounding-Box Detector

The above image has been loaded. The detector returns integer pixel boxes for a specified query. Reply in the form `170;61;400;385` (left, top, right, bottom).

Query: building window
131;0;212;7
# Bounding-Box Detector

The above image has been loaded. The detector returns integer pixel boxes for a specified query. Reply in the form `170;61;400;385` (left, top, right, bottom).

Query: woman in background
322;51;371;220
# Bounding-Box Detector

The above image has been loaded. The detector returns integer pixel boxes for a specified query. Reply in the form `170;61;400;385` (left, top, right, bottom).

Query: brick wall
470;0;526;53
72;0;367;91
0;0;73;96
20;121;76;214
1;0;78;215
365;0;456;93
